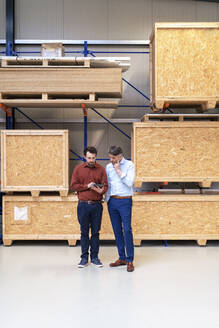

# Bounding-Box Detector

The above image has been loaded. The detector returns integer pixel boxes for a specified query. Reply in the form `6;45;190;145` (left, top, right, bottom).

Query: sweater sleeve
70;166;88;192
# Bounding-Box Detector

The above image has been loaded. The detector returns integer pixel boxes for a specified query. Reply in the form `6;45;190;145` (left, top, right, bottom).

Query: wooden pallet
0;92;118;108
0;56;130;72
132;121;219;188
151;98;218;112
141;114;219;122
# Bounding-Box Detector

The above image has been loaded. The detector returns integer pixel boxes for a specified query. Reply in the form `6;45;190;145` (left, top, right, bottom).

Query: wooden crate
132;121;219;188
41;43;65;57
150;22;219;111
1;130;69;196
0;67;122;108
132;194;219;246
2;195;114;246
3;194;219;247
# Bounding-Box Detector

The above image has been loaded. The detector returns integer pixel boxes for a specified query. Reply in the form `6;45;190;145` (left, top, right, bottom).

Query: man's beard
87;162;95;167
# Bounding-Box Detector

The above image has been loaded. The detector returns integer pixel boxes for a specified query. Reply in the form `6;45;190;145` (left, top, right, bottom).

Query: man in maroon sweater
70;146;108;268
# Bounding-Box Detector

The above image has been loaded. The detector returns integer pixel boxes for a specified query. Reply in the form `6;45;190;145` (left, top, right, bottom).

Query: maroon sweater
70;162;108;201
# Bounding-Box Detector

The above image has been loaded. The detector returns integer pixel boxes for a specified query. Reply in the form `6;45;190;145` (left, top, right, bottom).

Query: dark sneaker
78;258;88;268
91;258;103;267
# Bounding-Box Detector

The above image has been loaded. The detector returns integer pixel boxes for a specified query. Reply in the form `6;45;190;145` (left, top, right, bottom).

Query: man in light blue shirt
106;146;135;272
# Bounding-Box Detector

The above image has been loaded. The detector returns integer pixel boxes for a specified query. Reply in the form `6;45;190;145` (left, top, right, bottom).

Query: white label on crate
14;206;28;221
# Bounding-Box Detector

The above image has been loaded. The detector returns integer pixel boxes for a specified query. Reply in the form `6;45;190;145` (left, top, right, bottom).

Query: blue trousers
107;197;134;263
77;202;103;260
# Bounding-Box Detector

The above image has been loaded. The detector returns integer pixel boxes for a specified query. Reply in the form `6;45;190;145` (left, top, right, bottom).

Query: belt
111;196;132;199
78;200;102;204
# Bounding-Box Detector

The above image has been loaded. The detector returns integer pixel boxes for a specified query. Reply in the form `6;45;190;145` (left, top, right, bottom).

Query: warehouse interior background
0;0;218;177
0;1;219;328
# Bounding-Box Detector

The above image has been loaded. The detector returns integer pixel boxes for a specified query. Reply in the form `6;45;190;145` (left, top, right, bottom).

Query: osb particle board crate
132;194;219;246
2;195;114;246
1;130;69;196
132;121;219;188
3;194;219;247
0;67;122;108
150;22;219;111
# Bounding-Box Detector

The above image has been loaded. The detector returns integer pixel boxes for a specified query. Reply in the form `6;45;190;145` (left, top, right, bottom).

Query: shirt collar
83;162;97;168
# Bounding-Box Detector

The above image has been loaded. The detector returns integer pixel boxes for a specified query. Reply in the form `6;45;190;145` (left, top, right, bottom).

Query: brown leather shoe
127;262;134;272
109;259;127;267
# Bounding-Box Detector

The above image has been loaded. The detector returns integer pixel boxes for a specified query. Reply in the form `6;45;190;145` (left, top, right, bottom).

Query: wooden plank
150;23;219;111
0;98;118;108
1;130;69;193
141;114;219;122
154;22;219;29
132;121;219;185
0;67;122;98
0;56;130;72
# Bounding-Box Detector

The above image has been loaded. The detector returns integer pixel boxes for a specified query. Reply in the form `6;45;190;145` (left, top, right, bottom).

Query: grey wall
1;0;218;39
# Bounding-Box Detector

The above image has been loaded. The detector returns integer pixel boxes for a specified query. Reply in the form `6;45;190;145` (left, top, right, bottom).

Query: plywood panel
133;122;219;186
0;67;122;97
1;130;69;194
150;22;219;111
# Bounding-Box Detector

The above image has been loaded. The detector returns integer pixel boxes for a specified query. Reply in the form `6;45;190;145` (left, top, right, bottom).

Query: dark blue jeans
107;197;134;263
77;202;103;260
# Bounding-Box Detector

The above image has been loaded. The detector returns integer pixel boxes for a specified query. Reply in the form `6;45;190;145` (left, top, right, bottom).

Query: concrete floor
0;241;219;328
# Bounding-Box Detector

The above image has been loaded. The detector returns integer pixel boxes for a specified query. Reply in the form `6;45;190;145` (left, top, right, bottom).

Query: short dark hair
84;146;97;156
108;146;123;156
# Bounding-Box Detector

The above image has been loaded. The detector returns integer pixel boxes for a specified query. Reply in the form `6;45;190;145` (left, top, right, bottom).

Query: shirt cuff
121;172;127;179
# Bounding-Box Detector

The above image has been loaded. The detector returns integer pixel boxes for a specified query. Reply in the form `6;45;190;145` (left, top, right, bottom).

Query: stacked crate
1;130;75;245
131;22;219;247
150;22;219;112
132;114;219;245
0;49;131;246
1;130;115;246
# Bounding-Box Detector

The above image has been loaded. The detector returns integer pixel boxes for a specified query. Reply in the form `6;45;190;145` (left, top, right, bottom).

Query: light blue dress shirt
105;157;135;202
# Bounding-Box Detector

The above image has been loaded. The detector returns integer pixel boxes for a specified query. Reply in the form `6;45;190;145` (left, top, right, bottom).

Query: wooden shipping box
132;121;219;188
1;130;69;196
150;22;219;111
133;194;219;246
2;195;114;246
